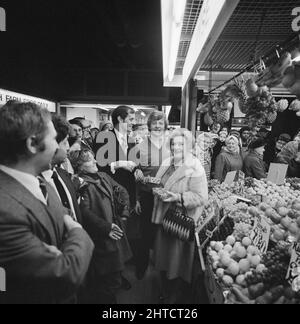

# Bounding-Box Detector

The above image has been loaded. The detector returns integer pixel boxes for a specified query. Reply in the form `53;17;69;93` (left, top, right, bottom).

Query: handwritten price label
286;243;300;291
250;216;271;254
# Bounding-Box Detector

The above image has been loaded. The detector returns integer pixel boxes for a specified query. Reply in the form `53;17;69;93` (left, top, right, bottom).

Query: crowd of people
195;123;300;181
0;100;299;305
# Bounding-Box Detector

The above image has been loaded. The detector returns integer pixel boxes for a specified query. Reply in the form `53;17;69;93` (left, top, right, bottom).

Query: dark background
0;0;181;107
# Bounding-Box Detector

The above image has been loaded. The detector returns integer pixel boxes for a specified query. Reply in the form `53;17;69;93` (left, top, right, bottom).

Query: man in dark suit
94;106;138;210
0;101;94;304
42;115;82;224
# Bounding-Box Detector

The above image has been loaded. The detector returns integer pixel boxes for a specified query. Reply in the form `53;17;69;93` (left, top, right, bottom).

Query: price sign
250;215;271;254
197;201;224;248
267;163;288;185
286;243;300;291
224;171;237;185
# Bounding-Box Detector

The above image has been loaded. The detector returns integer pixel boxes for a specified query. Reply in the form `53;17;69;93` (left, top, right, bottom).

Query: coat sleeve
0;204;94;299
80;187;112;236
214;153;226;182
106;175;130;219
182;168;208;210
251;158;267;180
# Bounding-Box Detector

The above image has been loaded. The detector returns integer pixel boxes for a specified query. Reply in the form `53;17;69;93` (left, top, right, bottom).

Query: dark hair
0;101;51;164
248;137;266;150
52;114;71;144
147;111;168;131
68;118;83;128
111;106;135;127
132;124;143;132
239;127;251;135
69;149;94;173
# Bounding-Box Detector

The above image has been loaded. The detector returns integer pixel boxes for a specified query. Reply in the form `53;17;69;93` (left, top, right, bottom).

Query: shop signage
250;215;271;254
0;7;5;32
286;243;300;291
0;267;5;292
0;89;56;112
267;163;288;185
292;7;300;32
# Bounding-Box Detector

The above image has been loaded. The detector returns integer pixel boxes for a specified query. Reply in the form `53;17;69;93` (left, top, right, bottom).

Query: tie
38;177;49;203
52;171;71;210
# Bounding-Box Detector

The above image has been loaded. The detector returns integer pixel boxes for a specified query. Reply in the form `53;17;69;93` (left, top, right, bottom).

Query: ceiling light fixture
168;0;187;82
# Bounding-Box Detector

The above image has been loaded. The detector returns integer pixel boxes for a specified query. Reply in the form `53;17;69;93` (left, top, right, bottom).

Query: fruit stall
197;177;300;304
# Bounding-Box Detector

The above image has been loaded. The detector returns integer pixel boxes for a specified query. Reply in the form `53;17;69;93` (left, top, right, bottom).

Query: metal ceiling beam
182;0;240;88
218;35;287;42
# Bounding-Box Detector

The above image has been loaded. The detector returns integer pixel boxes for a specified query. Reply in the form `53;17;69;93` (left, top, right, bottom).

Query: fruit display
277;99;289;113
204;175;300;304
256;52;292;88
289;99;300;117
243;84;278;126
211;217;235;242
226;243;300;304
244;178;300;205
287;178;300;191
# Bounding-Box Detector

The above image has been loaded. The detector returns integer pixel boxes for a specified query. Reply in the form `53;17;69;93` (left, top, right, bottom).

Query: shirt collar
115;129;127;141
0;164;47;204
0;165;40;187
42;169;54;182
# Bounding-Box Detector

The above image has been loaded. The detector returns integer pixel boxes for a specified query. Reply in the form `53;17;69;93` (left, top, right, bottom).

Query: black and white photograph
0;0;300;309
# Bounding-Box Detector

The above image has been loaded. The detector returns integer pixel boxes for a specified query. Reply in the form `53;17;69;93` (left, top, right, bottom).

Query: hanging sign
250;215;271;254
0;89;56;112
267;163;288;185
286;243;300;292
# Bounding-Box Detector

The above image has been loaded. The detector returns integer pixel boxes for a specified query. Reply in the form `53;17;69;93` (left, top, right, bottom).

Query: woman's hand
109;223;124;241
135;201;142;215
162;191;181;203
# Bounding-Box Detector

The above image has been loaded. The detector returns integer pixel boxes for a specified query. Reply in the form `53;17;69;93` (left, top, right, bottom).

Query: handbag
162;194;195;242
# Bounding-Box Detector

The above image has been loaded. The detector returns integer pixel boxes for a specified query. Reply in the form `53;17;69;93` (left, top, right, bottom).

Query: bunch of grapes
261;245;291;286
245;177;255;188
287;178;300;191
212;218;235;241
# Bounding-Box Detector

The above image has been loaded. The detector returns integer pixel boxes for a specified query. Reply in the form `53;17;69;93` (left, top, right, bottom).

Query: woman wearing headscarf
69;149;132;304
152;129;208;304
214;135;244;182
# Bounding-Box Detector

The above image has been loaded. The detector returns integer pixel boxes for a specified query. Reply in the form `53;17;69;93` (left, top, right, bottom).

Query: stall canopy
162;0;300;94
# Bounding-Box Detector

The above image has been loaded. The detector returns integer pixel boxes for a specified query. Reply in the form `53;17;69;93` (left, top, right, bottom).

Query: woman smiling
214;135;243;182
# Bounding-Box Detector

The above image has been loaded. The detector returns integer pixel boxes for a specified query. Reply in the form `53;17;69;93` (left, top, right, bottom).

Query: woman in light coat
152;129;208;304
